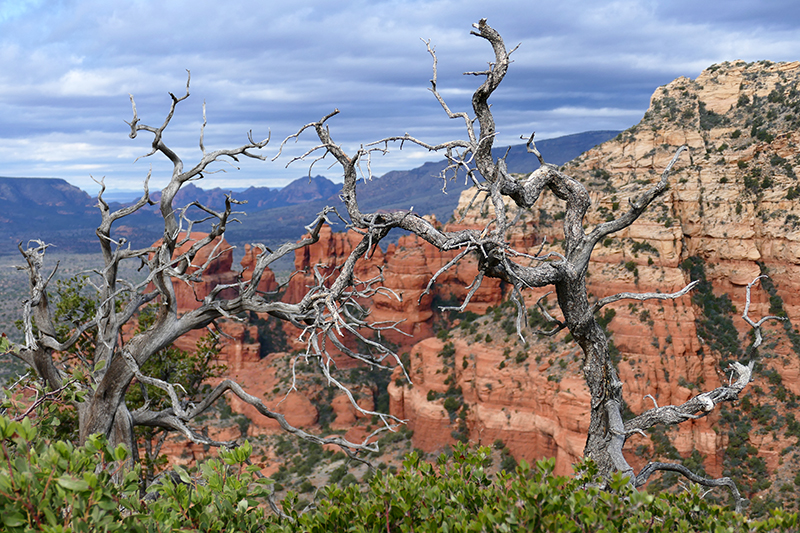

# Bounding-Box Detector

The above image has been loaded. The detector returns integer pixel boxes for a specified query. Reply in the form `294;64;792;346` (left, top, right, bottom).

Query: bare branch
418;246;474;304
274;109;340;162
10;379;78;422
644;394;659;409
592;280;700;313
467;18;511;183
587;146;687;247
522;132;545;165
742;275;786;350
187;379;384;459
529;292;567;336
422;39;477;147
440;271;485;313
634;462;746;513
625;361;753;434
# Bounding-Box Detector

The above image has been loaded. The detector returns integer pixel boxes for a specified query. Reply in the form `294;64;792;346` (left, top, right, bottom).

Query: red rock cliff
392;61;800;498
160;63;800;504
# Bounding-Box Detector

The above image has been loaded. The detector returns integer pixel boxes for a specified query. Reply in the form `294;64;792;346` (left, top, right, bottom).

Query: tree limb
592;280;700;313
634;462;746;513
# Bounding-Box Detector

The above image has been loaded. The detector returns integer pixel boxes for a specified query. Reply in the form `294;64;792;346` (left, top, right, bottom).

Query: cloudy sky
1;0;799;196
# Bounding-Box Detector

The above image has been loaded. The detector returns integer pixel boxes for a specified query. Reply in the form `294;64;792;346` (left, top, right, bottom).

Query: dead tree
4;74;406;467
2;18;779;512
282;19;781;511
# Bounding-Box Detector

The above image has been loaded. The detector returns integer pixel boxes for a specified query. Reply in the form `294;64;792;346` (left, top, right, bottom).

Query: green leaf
93;359;106;373
18;416;36;440
56;475;90;491
175;465;192;485
113;444;129;462
0;334;11;354
2;511;26;527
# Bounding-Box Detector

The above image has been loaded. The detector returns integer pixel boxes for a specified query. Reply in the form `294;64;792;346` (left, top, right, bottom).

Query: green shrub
2;421;798;532
339;473;358;487
439;342;456;359
290;444;799;532
443;396;462;415
298;480;315;493
699;101;729;130
328;464;348;484
0;415;273;532
499;449;518;473
0;416;141;532
631;240;659;256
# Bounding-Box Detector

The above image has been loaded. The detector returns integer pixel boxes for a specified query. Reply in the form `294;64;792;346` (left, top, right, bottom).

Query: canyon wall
269;62;800;498
164;62;800;502
388;61;800;494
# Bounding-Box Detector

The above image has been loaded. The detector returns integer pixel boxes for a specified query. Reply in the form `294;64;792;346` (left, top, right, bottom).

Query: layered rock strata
160;63;800;501
390;61;800;489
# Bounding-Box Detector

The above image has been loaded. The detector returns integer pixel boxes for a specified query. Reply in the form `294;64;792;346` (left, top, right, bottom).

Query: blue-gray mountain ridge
0;131;619;254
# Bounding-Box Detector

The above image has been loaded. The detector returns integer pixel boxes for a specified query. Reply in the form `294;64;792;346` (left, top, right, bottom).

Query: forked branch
742;275;786;350
635;462;745;513
622;275;785;510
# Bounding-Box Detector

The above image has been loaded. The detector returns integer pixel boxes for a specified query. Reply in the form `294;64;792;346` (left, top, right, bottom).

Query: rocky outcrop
281;222;510;351
239;243;279;296
161;232;240;308
149;234;266;369
388;61;800;494
389;336;589;475
151;232;279;315
155;63;800;503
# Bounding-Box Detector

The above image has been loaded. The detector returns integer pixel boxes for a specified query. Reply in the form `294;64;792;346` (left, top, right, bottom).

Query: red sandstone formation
281;223;509;351
150;233;278;315
388;62;800;496
240;243;279;296
155;63;800;504
153;232;239;309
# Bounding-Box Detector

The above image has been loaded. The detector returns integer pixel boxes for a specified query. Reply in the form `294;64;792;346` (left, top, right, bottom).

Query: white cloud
547;106;643;118
1;0;799;192
0;0;43;23
53;69;136;97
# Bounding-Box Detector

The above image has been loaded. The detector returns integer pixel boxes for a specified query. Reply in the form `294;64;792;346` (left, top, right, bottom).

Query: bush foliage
0;414;798;532
0;414;272;532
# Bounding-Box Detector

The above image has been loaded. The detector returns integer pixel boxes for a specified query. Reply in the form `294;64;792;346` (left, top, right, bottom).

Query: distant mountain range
0;177;102;253
0;130;620;255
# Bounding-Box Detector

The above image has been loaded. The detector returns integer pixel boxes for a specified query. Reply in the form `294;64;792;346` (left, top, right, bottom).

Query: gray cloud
1;0;799;193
